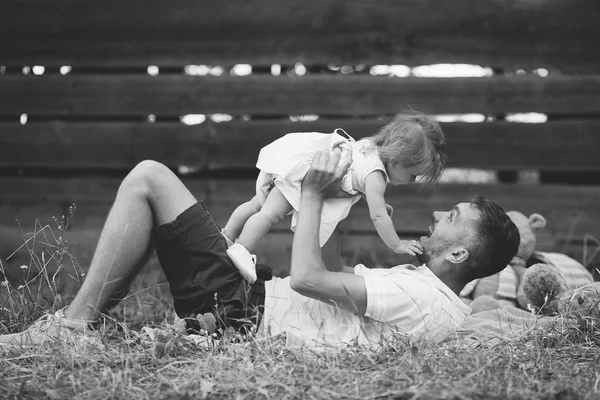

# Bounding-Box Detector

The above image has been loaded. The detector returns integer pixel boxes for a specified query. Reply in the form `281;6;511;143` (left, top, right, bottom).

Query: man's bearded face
416;203;479;265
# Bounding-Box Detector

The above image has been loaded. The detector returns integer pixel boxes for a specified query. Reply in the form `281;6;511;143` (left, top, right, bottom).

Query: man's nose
432;211;443;222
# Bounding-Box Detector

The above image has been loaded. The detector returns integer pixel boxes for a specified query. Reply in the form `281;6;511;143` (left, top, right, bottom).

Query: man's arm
289;149;367;315
321;231;355;274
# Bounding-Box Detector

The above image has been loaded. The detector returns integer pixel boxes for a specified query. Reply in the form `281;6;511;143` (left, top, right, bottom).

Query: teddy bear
521;264;600;318
461;211;597;317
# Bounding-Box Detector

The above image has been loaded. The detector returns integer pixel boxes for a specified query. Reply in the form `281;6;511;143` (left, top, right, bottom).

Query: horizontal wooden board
1;120;600;171
205;180;600;242
0;0;599;69
1;178;599;244
0;122;212;170
2;75;600;116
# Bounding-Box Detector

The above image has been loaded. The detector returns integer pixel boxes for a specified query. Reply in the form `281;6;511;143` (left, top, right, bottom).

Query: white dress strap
333;128;356;143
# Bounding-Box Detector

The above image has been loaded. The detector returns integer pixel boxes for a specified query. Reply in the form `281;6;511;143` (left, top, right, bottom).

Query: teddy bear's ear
528;213;547;230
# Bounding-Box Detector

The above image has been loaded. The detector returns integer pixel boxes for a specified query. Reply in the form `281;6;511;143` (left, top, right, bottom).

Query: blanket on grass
460;251;594;302
443;306;560;346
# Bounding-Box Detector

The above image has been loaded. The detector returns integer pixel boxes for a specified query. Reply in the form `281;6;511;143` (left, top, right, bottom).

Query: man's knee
132;160;170;178
121;160;171;196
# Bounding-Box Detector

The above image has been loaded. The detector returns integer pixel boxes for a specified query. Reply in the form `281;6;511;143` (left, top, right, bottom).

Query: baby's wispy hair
369;110;447;185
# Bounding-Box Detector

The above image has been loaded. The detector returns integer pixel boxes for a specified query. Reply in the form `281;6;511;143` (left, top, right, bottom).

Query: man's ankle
63;305;97;323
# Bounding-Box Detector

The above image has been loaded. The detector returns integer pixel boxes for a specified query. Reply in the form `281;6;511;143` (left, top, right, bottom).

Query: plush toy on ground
522;264;600;318
461;211;597;317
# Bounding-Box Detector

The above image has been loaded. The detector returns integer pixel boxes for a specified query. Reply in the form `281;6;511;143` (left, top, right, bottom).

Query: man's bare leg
64;160;197;322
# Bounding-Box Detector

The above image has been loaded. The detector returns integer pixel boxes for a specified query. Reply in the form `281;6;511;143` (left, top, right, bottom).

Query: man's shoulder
360;264;461;301
380;264;429;276
361;263;468;326
354;263;420;276
358;264;438;290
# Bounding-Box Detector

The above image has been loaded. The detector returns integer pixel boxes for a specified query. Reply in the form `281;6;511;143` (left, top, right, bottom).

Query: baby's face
385;162;416;186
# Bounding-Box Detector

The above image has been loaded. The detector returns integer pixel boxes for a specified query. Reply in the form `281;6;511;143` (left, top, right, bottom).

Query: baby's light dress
255;129;388;246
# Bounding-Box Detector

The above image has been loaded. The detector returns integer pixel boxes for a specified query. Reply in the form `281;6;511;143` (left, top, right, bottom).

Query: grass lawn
1;313;599;399
1;227;599;400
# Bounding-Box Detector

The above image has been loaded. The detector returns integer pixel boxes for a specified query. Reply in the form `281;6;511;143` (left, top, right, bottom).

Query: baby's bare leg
237;186;292;252
222;195;263;242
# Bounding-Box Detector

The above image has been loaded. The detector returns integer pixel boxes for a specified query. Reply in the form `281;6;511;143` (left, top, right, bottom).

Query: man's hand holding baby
302;148;353;199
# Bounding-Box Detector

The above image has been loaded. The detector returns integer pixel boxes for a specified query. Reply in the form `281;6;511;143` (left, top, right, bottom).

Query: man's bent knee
132;160;171;179
120;160;170;197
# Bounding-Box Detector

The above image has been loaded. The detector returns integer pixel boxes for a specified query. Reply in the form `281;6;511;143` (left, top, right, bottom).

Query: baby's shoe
226;243;258;284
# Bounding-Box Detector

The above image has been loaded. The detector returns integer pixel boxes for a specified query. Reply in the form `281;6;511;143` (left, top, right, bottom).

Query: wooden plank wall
1;0;599;281
1;0;599;70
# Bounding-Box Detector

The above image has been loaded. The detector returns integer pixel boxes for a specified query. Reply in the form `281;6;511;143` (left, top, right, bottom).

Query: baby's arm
364;171;401;250
364;172;422;256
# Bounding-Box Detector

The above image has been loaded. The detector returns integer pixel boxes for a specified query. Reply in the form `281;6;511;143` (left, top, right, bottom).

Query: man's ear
445;247;469;264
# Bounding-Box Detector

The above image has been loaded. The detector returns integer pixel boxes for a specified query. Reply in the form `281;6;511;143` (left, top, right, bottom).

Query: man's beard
417;235;452;265
416;251;429;265
416;236;431;264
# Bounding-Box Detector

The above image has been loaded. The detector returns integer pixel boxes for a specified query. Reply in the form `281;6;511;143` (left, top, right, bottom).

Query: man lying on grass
0;148;519;348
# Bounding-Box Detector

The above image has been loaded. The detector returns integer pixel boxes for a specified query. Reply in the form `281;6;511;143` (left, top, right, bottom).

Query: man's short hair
465;195;520;280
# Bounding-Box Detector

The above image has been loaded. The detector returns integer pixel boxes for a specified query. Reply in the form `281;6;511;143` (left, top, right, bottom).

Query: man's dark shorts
153;202;267;332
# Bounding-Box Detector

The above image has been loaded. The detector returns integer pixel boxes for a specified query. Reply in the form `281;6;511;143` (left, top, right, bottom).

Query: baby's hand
394;240;423;256
385;203;394;217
